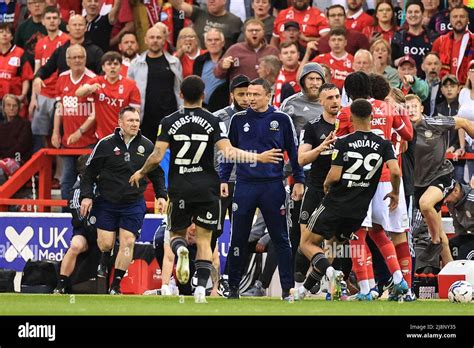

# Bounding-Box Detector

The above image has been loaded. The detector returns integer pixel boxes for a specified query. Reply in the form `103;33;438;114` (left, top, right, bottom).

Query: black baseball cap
230;74;250;92
284;21;300;31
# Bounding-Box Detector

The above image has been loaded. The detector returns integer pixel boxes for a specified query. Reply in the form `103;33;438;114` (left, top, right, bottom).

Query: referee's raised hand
257;148;284;164
129;170;145;188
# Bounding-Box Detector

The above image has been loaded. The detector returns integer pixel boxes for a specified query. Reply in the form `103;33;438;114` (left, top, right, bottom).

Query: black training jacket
81;128;167;204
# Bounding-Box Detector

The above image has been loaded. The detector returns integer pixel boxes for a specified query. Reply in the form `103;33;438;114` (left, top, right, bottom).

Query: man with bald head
33;14;103;96
128;26;183;143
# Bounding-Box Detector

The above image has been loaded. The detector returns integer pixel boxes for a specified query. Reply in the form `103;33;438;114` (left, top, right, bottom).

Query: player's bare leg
419;187;443;243
110;229;136;295
54;235;88;294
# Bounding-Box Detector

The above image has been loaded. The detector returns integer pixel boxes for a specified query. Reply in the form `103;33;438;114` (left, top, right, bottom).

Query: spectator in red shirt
52;44;97;201
431;6;474;85
274;41;301;107
311;28;354;90
76;51;141;139
30;6;70;151
318;4;370;56
0;23;33;115
345;0;373;32
109;0;135;50
118;31;139;77
174;27;206;78
362;0;398;44
215;18;279;81
271;0;329;48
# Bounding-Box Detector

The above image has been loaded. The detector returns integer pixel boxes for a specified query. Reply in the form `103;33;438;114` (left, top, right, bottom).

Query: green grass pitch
0;294;473;316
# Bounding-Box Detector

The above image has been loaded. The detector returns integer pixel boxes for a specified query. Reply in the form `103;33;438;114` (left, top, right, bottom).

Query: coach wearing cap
397;55;429;101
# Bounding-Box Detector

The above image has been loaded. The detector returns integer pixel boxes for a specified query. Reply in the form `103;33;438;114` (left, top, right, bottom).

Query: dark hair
43;5;60;17
119;30;138;43
119;106;138;119
249;78;272;94
350;99;373;119
101;51;122;66
319;83;338;94
329;27;346;38
180;75;205;103
373;0;397;29
406;0;424;13
345;71;371;100
327;4;346;17
369;73;391;100
76;154;90;176
0;23;13;36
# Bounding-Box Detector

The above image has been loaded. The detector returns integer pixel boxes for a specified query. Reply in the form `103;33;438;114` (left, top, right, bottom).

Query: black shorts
299;185;325;225
414;172;455;212
168;200;221;232
307;204;364;241
72;225;97;247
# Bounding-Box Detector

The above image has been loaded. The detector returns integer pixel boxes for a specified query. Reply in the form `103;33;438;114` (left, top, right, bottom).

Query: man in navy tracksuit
220;78;305;300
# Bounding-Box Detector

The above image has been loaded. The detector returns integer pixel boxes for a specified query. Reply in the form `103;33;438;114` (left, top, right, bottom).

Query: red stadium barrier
0;148;157;212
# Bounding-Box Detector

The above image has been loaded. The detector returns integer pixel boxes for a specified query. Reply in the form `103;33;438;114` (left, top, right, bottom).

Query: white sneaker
194;286;207;304
320;275;329;293
176;246;190;284
143;289;159;295
290;287;307;301
161;284;172;296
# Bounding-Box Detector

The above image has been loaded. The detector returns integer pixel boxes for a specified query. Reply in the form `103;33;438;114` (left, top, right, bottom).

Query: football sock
395;241;412;287
368;229;401;274
111;269;125;288
58;275;69;288
195;260;212;288
170;237;188;255
311;252;331;275
303;269;323;292
365;244;376;288
350;228;368;282
358;279;370;295
294;247;310;283
100;251;111;269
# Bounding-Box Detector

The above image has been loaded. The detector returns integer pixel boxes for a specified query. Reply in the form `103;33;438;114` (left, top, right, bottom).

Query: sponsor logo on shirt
8;57;20;67
243;123;250;132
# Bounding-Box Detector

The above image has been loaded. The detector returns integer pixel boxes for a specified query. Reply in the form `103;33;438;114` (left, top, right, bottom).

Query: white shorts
362;180;409;233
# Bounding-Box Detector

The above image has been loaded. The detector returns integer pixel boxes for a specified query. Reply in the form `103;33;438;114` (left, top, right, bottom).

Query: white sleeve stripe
394;123;405;131
85;135;113;166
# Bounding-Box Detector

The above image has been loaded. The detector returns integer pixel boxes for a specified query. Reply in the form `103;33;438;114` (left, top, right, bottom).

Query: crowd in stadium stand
2;0;474;300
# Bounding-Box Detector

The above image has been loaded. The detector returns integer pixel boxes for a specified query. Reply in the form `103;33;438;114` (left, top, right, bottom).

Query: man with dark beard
432;5;474;86
215;19;279;81
213;74;250;297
